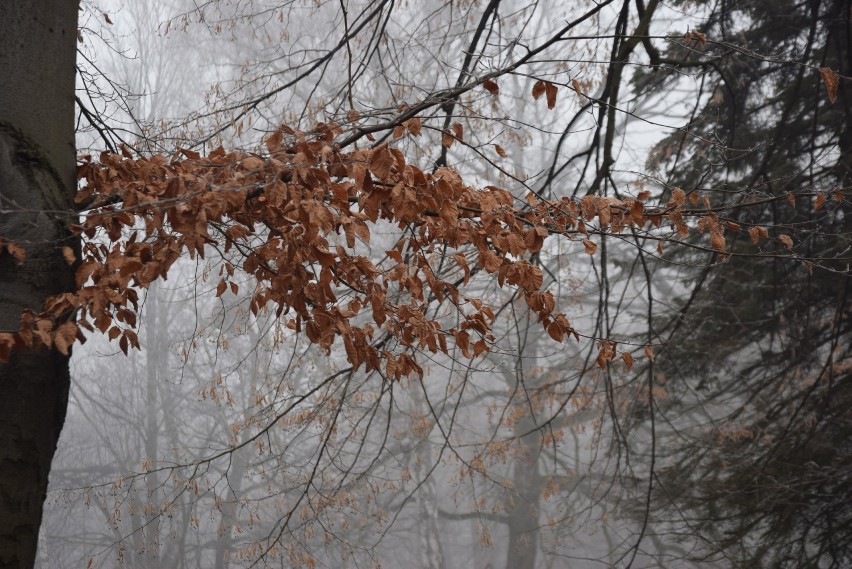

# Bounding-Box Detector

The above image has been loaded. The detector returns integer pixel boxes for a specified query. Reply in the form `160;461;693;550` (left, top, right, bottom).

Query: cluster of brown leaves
0;123;784;373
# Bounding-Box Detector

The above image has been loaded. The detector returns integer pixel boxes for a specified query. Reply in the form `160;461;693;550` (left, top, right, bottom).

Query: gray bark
505;422;542;569
0;1;79;567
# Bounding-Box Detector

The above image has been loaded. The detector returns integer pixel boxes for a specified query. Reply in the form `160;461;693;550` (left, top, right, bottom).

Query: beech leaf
820;67;839;104
482;79;499;94
545;82;558;110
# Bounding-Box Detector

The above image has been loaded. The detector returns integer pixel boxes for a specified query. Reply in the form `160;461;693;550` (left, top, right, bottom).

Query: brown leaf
454;253;470;285
54;322;79;356
778;234;794;249
240;156;264;170
482;79;499;94
405;117;422;136
5;242;26;265
545;82;558;110
532;80;546;100
266;127;284;151
62;246;76;265
216;279;227;297
820;67;839;104
439;200;459;225
596;340;616;369
644;345;655;362
369;146;394;179
0;333;14;363
621;351;634;370
710;230;726;252
547;321;565;342
473;340;488;357
583;239;597;254
814;193;826;211
452;123;464;142
686;29;706;49
494;144;507;158
442;130;454;148
748;226;761;244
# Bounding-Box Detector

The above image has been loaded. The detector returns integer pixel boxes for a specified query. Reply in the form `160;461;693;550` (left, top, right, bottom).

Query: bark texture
0;1;78;568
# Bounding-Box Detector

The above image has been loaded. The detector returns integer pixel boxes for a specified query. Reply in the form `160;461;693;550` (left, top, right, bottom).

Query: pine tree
638;0;852;565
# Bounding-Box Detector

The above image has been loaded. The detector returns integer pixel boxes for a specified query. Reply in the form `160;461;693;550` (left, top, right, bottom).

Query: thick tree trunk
0;2;78;568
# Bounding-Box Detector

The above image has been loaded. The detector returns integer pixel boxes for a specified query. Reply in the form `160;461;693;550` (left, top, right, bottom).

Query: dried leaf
494;144;507;158
5;242;26;265
369;146;394;179
61;246;76;265
545;82;558;110
644;345;655;362
452;123;464;142
547;321;565;342
583;239;597;254
532;80;546;100
814;193;826;211
442;130;454;148
482;79;499;94
54;322;78;356
405;117;422;136
473;339;488;357
454;253;470;285
0;333;14;363
748;226;761;244
710;230;726;252
778;234;794;249
621;351;634;370
178;147;200;160
596;340;616;368
686;29;706;49
820;67;839;104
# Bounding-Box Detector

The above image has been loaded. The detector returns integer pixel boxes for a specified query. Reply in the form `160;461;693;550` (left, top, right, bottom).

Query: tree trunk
0;1;78;567
505;424;542;569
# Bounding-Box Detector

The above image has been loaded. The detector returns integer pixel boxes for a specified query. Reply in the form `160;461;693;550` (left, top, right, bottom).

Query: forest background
0;0;849;568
